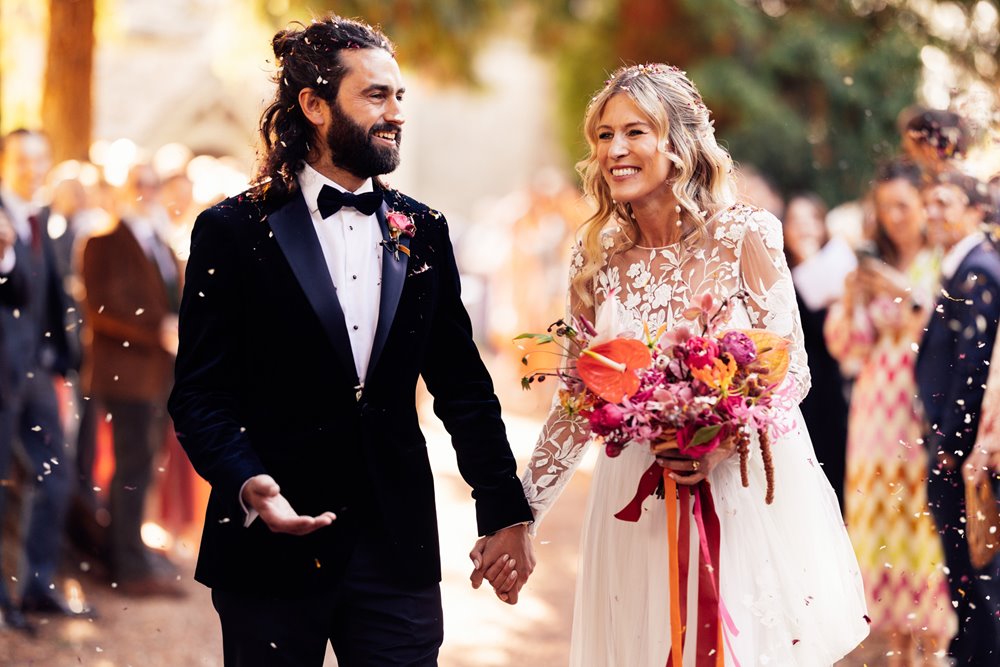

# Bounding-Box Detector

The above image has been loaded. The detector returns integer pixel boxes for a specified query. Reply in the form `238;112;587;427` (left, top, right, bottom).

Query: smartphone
853;243;881;265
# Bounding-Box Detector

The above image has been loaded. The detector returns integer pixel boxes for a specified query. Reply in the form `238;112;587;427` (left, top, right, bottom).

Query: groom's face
326;48;405;179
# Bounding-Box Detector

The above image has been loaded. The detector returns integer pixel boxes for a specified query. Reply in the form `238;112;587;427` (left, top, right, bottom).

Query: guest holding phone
825;160;954;663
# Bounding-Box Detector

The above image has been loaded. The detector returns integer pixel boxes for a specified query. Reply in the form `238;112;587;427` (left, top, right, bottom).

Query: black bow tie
316;184;383;218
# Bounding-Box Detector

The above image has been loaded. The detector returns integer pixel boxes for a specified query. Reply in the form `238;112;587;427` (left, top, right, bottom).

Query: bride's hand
655;435;737;485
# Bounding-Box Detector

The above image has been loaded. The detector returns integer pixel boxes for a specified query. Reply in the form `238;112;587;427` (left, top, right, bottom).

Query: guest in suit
168;16;534;667
0;210;29;635
80;163;184;597
916;170;1000;663
0;129;86;629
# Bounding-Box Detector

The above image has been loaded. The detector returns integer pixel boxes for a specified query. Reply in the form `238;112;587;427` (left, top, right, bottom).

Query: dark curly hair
255;15;394;196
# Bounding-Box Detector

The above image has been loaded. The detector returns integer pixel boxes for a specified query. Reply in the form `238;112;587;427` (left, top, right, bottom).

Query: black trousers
211;538;443;667
926;461;1000;664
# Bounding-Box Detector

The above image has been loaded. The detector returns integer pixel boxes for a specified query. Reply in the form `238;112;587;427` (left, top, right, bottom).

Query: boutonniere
381;211;416;261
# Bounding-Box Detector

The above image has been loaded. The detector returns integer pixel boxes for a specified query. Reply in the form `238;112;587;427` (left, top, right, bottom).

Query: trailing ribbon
616;463;738;667
613;462;664;522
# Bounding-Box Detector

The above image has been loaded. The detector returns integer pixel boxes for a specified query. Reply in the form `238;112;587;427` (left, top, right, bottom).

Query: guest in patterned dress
825;160;955;663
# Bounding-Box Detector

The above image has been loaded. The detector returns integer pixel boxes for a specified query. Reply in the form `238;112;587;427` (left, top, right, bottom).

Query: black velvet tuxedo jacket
168;183;532;596
916;239;1000;459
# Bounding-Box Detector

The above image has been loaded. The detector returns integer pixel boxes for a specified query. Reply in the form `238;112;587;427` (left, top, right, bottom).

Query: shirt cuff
238;478;259;528
0;247;15;274
487;520;533;537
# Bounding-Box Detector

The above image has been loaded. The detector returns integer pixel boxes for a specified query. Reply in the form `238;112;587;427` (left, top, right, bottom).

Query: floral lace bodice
521;204;811;527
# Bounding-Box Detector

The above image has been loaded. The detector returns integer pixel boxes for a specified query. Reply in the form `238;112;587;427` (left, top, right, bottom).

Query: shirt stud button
353;325;359;331
352;275;357;280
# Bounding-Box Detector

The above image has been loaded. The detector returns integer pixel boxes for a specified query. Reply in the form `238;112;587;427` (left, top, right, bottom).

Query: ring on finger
692;460;700;471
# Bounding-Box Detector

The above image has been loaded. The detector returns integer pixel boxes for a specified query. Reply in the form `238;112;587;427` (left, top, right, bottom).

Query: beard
326;100;401;178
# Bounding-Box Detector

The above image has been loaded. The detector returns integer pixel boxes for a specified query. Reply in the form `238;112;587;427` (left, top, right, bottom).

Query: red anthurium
577;338;651;402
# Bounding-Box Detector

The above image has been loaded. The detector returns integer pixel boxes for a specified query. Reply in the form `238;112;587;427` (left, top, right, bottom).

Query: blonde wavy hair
573;64;736;307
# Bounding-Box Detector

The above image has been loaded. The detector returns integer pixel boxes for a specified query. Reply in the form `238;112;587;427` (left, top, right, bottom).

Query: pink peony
588;403;624;436
684;336;720;370
719;331;757;365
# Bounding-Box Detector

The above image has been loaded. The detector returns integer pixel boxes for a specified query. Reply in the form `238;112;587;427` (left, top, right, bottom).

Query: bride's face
595;94;671;208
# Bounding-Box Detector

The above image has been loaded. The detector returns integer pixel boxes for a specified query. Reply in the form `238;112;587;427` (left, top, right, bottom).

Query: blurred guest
782;193;850;509
159;171;196;262
0;210;28;633
80;163;183;597
733;163;784;219
901;107;971;177
984;173;999;243
43;173;108;564
0;129;87;628
917;171;1000;663
154;171;203;537
825;161;954;662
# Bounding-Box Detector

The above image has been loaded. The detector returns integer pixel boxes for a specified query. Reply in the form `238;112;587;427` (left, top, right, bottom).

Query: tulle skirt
569;408;869;667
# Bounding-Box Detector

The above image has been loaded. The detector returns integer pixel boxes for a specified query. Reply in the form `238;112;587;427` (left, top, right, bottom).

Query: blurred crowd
737;108;1000;665
0;128;244;635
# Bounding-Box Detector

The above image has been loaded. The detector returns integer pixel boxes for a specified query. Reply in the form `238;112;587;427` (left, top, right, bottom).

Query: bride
507;64;869;666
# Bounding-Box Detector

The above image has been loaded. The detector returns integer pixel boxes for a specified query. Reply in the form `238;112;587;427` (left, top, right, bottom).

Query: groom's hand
242;474;337;535
469;524;534;604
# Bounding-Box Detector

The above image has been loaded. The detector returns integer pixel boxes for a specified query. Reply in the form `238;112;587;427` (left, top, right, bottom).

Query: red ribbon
614;462;664;522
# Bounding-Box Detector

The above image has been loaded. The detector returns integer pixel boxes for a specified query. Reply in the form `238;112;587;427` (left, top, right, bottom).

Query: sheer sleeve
520;245;595;532
733;208;811;403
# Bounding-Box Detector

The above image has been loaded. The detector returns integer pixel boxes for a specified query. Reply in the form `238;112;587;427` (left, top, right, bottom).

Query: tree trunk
42;0;95;163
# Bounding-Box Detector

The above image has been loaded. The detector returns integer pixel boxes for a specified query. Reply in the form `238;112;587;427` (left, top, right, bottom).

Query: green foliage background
260;0;998;205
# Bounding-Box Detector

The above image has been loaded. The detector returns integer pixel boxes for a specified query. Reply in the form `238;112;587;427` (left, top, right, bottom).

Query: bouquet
518;292;797;664
518;291;796;503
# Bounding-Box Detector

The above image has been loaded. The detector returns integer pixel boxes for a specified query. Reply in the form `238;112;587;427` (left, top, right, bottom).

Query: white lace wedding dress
522;205;869;666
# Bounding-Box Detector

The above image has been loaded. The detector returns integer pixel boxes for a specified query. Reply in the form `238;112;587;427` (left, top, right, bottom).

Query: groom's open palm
242;474;337;535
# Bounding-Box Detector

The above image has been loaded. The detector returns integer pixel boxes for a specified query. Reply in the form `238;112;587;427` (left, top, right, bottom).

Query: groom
169;15;534;666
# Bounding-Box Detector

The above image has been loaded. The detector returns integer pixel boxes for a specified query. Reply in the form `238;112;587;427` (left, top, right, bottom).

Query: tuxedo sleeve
168;208;267;515
927;265;1000;457
419;216;533;536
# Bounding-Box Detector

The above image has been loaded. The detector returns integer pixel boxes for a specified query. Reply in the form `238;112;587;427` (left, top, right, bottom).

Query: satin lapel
367;199;410;379
268;193;359;383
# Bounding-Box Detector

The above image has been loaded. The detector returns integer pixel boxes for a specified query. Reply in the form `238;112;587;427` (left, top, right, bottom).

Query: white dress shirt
0;185;37;274
121;210;179;286
241;165;384;527
941;231;986;280
297;163;383;385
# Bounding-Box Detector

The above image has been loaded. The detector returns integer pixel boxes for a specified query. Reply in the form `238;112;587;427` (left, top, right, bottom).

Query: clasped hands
468;523;535;605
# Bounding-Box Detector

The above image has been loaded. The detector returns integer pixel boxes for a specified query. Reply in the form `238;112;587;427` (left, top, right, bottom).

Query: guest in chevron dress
825;161;955;663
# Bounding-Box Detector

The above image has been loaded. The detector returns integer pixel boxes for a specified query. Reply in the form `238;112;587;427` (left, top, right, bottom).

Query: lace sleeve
734;208;811;402
520;245;594;532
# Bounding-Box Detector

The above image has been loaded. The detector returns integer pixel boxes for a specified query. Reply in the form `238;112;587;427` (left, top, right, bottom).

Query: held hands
655;432;737;485
468;523;535;605
241;474;336;535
